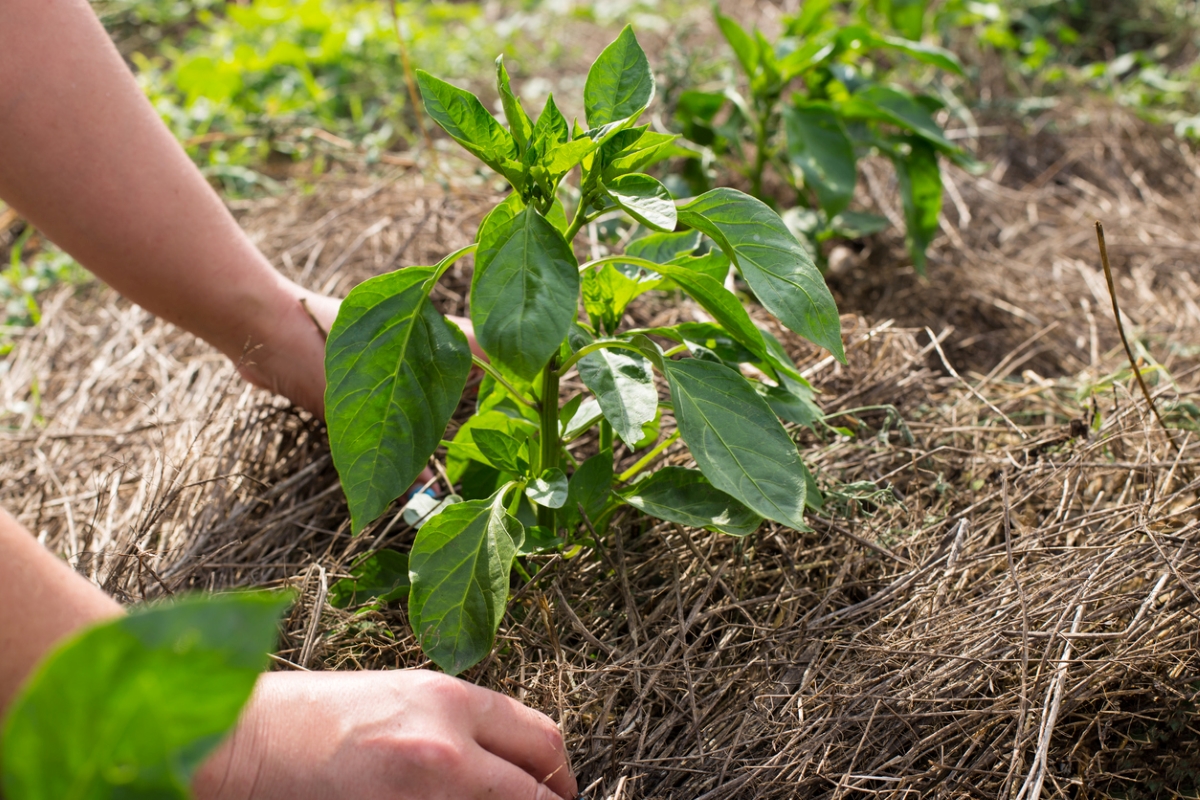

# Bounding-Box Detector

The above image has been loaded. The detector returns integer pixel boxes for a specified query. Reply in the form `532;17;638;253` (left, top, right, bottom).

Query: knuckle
398;737;464;775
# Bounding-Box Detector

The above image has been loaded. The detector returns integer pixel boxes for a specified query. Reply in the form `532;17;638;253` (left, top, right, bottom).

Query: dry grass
4;104;1200;799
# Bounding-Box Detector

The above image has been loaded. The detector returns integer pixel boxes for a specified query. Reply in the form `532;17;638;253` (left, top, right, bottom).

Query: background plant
323;26;844;676
1;592;289;799
670;1;979;274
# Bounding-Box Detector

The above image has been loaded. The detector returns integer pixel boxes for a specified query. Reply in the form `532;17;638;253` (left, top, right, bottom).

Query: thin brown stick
1094;220;1179;454
388;0;434;153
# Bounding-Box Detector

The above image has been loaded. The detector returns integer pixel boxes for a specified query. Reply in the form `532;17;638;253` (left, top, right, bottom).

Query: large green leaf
843;85;957;152
606;173;677;232
495;56;533;153
651;260;771;366
329;550;410;608
417;70;518;167
893;137;942;275
620;466;762;536
584;25;655;128
664;358;809;530
571;327;659;448
784;103;857;217
471;208;580;380
679;188;844;362
326;255;473;533
408;490;523;675
3;592;289;800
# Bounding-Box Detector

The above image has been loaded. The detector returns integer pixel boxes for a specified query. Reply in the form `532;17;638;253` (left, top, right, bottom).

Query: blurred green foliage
1;228;89;355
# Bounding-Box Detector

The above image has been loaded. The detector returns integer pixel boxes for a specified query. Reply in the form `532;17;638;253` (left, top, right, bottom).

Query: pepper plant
324;26;844;676
673;2;979;273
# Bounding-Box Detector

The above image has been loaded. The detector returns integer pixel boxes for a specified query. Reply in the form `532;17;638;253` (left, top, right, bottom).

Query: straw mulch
4;106;1200;799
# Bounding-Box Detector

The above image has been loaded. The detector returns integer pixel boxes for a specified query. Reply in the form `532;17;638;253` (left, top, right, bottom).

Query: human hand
193;669;577;800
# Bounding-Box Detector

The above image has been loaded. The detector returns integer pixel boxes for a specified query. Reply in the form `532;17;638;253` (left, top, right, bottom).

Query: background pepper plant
324;26;845;676
672;1;980;274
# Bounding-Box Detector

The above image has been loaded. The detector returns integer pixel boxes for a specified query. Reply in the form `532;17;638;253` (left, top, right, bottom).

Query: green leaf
664;358;810;530
447;410;537;484
602;129;682;178
471;207;580;380
329;550;410;608
829;210;890;238
526;468;568;509
883;0;926;41
878;34;963;76
583;264;660;335
784;103;857;217
326;252;474;533
758;382;823;429
620;466;762;536
543;138;601;181
843;85;957;152
3;593;288;800
472;427;530;475
530;94;569;149
667;250;730;285
651;261;770;366
679;188;845;362
495;56;533;152
893;137;942;275
417;70;518;167
569;452;613;521
625;230;701;264
584;25;655;128
777;33;837;81
715;12;759;77
571;327;659;447
408;490;522;675
562;397;604;440
606;173;677;232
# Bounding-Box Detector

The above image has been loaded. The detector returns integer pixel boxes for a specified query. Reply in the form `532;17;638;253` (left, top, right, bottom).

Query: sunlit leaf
584;25;655;128
606;173;677;232
620;466;762;536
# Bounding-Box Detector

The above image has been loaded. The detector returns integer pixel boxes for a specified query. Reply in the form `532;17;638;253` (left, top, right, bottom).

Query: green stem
599;419;613;454
537;356;560;530
559;339;650;372
617;430;679;483
578;254;665;274
472;356;539;410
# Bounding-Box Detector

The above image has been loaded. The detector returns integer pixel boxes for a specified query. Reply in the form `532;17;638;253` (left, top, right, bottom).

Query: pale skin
0;1;575;798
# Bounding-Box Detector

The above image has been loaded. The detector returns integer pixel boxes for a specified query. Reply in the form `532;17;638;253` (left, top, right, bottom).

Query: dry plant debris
4;108;1200;797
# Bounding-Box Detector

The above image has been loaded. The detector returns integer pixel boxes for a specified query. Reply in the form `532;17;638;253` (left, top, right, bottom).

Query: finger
464;685;577;799
468;747;564;800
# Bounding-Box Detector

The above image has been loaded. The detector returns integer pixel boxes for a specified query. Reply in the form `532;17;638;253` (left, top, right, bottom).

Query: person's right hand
193;669;577;800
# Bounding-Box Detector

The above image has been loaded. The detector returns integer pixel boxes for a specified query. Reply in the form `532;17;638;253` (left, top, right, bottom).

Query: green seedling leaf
543;138;602;182
568;451;613;521
562;397;603;440
329;550;410;608
679;188;845;363
447;411;537;484
583;264;660;334
326;254;473;533
471;207;580;381
664;358;810;530
3;592;289;800
829;210;890;238
606;173;677;232
715;12;759;78
417;70;518;168
472;427;530;474
843;85;957;152
893;137;942;275
602;130;683;178
495;56;533;153
784;103;857;217
408;490;523;675
571;327;659;447
584;25;655;128
620;466;762;536
625;230;701;264
526;468;568;509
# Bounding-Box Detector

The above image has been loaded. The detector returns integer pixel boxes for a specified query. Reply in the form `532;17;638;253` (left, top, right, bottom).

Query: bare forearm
0;509;121;715
0;0;306;364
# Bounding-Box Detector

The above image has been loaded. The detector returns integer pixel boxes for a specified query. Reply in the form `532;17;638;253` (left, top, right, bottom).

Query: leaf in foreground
3;592;290;800
408;492;523;675
664;357;810;530
620;466;762;536
326;263;473;533
679;188;845;362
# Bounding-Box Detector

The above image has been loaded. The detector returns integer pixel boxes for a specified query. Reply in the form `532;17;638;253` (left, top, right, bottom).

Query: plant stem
472;356;539;410
599;419;613;454
537;355;560;530
617;430;679;483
